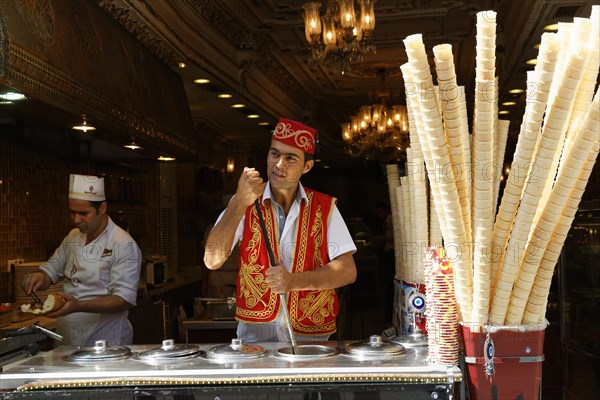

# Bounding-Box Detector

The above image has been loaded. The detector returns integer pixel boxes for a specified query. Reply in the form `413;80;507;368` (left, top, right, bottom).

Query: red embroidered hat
272;118;317;154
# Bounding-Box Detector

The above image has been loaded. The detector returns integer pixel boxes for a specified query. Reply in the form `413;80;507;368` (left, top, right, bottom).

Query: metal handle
0;323;63;342
33;324;63;341
254;199;277;265
254;199;299;355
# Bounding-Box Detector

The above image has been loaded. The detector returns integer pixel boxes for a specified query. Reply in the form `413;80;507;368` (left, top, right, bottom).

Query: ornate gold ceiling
2;0;597;166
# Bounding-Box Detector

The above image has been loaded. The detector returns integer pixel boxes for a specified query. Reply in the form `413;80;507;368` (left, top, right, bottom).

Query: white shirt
217;182;357;342
41;217;142;346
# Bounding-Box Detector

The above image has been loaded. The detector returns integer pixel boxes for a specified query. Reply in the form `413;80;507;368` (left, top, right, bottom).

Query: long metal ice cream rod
279;294;299;353
254;199;299;355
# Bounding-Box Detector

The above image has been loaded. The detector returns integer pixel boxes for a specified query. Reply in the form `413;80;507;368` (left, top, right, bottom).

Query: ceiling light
526;58;537;66
543;23;559;32
123;138;143;150
226;158;235;173
157;155;176;161
217;93;233;99
193;78;210;84
247;114;260;119
178;62;187;68
499;110;510;115
71;114;96;132
341;69;410;162
303;0;376;74
508;88;525;94
502;101;517;106
258;121;270;126
230;103;246;108
342;101;410;161
0;91;26;101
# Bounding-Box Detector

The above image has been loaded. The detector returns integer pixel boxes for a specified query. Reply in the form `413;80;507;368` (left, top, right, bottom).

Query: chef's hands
22;272;70;317
235;167;265;207
21;271;51;295
266;263;293;294
45;293;76;318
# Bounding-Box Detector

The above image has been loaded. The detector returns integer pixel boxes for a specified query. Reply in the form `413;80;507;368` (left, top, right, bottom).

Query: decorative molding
7;43;195;154
15;0;56;46
96;0;179;67
0;0;196;157
185;0;311;108
102;0;313;109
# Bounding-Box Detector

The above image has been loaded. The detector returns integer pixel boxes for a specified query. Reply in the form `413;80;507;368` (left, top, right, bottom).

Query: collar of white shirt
261;181;308;207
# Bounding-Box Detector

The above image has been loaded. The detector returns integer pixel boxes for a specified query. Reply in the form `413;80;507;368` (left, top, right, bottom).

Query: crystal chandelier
341;103;410;161
303;0;376;74
340;69;410;161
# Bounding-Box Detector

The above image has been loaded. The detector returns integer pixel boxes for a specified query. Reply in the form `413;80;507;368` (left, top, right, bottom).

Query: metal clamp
446;366;455;400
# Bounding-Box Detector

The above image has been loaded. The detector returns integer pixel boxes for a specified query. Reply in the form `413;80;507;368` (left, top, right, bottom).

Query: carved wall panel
0;0;196;158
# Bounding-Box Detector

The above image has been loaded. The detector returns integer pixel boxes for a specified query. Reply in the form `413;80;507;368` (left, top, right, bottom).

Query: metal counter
0;341;461;399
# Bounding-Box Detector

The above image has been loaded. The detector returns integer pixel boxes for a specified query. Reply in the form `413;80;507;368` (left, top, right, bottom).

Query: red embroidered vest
235;189;338;336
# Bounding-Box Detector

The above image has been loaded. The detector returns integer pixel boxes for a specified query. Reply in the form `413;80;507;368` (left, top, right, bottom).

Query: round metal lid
69;340;132;362
344;335;407;358
390;332;429;348
136;339;201;360
276;344;338;360
206;338;268;361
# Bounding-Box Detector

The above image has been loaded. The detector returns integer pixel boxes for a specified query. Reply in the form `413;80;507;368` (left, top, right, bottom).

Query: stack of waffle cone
470;11;498;326
489;32;592;325
406;148;428;283
490;32;560;288
507;92;599;324
400;176;415;281
386;164;403;279
532;17;593;235
392;6;599;330
432;44;472;246
524;135;598;323
403;33;472;321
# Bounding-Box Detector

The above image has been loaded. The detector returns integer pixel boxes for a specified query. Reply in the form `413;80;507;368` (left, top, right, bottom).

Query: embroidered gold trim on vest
289;192;336;335
298;290;335;325
237;190;338;335
237;202;278;320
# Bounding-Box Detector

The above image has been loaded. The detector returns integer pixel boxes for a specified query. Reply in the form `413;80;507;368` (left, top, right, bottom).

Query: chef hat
272;118;317;155
69;174;106;202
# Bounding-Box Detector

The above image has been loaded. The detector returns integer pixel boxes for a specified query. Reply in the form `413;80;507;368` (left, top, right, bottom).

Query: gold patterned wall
0;0;196;159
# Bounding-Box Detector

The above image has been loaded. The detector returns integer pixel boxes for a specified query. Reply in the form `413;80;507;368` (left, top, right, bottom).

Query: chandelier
303;0;376;74
340;70;410;161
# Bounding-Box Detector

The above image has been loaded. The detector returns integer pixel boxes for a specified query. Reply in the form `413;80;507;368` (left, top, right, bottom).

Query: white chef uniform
41;217;142;346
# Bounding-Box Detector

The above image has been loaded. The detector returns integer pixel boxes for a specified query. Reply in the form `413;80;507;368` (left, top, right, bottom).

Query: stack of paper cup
425;247;459;366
